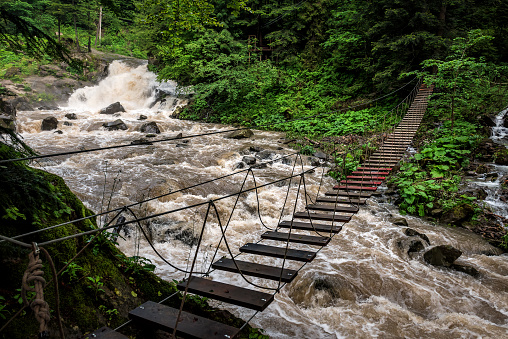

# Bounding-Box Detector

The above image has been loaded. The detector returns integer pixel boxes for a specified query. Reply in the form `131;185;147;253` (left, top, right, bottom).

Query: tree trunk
437;4;447;37
58;19;61;43
72;0;80;52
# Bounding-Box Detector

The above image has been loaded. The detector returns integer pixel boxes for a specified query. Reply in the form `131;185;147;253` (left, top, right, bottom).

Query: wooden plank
325;190;372;198
346;176;386;180
240;243;316;262
87;327;128;339
211;258;297;283
293;211;351;222
306;203;359;213
278;220;343;232
351;171;389;175
177;276;273;311
129;301;239;339
316;196;366;205
261;231;331;246
356;167;392;171
333;185;378;191
339;180;382;185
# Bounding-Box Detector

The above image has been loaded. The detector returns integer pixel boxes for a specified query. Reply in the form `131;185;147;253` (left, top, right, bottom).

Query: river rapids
16;61;508;338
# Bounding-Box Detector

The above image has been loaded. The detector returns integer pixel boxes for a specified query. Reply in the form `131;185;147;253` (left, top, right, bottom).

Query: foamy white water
17;61;508;338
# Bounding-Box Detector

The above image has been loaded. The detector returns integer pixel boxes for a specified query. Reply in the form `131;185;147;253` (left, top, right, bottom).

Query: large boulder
226;129;253;139
140;121;161;134
41;116;58;131
423;245;462;267
99;102;126;115
103;119;128;131
440;203;474;226
0;99;16;131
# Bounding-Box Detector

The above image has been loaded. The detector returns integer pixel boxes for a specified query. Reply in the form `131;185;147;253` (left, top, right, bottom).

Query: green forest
1;0;508;237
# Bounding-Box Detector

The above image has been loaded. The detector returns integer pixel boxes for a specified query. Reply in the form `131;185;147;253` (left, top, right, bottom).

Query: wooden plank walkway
97;83;433;338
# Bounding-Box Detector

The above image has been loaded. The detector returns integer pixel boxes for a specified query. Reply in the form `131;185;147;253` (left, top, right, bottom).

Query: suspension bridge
0;81;433;338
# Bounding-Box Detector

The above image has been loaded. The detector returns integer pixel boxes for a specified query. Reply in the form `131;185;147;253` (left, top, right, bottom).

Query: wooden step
293;211;351;222
333;185;378;191
129;301;239;339
346;175;386;180
87;327;128;339
339;180;381;185
240;243;316;262
325;190;372;198
356;167;392;171
306;203;359;213
176;276;274;311
351;171;389;175
316;196;366;205
212;258;297;283
278;220;343;232
261;231;331;246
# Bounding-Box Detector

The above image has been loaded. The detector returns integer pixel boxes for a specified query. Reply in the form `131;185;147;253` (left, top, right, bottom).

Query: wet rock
475;139;496;162
460;185;487;201
102;119;128;131
175;133;183;139
404;228;430;245
255;162;268;169
138;115;148;120
54;130;63;134
130;138;153;145
256;150;275;160
63;121;73;126
235;162;246;169
475;163;490;174
282;157;292;166
65;113;77;120
408;239;425;253
99;102;125;115
140;121;161;134
146;134;157;138
314;151;328;160
423;245;462;267
38;105;59;111
0;99;16;131
440;203;474;226
242;156;256;165
176;143;189;148
430;209;443;217
277;146;283;150
389;217;408;226
249;146;263;152
450;264;480;277
478;113;497;127
309;157;321;167
41;116;58;130
181;140;189;144
226;129;253;139
486;172;499;182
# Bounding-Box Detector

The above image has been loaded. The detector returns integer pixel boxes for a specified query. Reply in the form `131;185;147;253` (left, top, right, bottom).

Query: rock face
0;99;16;131
99;102;126;115
140;121;161;134
41;116;58;130
226;129;253;139
423;245;462;267
103;119;128;131
440;203;474;226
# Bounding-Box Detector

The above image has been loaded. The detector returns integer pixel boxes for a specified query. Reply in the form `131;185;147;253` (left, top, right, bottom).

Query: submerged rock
103;119;128;131
404;228;430;245
226;129;253;139
99;102;125;115
140;121;161;134
138;114;148;120
451;264;480;277
41;116;58;130
389;217;409;226
423;245;462;267
242;156;256;165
